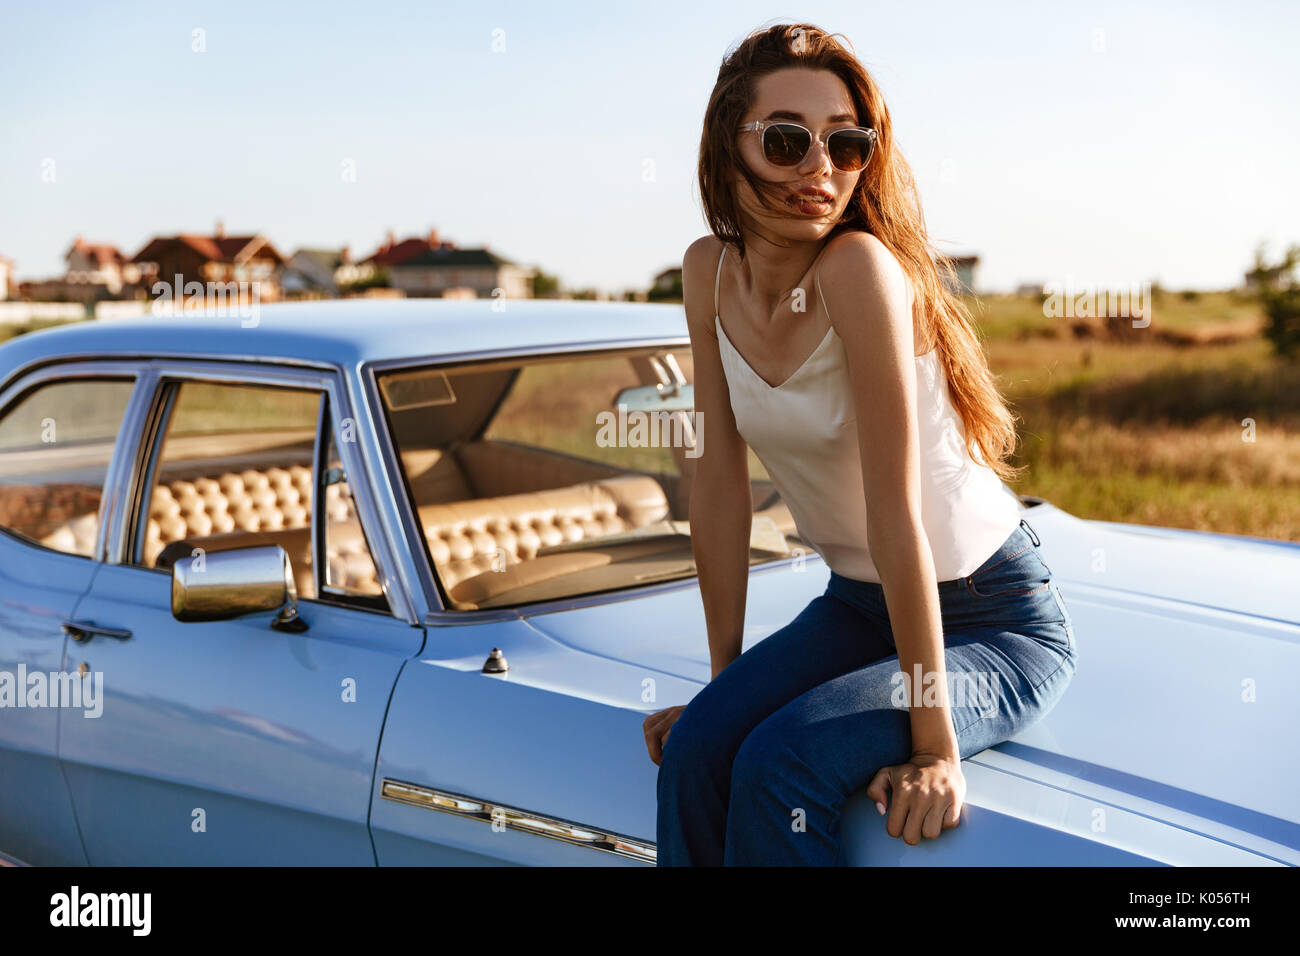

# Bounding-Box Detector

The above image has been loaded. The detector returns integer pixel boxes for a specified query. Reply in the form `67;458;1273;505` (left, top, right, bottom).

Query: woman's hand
865;752;966;845
642;705;686;765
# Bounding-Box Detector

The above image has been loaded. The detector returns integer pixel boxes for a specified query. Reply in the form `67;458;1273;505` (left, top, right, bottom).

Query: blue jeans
656;518;1077;865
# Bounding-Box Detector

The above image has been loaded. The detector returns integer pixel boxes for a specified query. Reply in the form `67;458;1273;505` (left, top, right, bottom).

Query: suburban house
362;229;536;299
10;240;141;304
943;254;980;295
281;248;348;297
65;237;139;297
0;255;11;301
132;224;286;301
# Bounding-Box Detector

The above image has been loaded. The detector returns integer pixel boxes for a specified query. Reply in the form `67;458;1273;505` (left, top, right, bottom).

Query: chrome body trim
360;334;693;376
380;779;656;864
0;351;338;395
116;368;167;567
360;362;451;617
340;360;431;623
310;395;328;600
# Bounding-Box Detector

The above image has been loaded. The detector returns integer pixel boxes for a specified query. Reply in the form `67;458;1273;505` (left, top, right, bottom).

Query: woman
642;22;1078;866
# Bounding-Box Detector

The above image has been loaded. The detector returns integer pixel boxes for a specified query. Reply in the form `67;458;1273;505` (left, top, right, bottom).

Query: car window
485;354;683;474
0;377;135;557
378;348;807;611
130;380;387;610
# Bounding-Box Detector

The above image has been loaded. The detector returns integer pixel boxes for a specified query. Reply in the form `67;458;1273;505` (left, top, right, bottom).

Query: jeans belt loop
1019;517;1041;548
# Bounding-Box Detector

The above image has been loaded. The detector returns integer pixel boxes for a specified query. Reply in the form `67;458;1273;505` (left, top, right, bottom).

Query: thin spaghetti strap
814;258;831;324
713;244;726;317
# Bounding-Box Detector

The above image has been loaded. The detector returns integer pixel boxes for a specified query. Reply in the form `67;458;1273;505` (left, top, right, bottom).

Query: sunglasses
738;120;878;173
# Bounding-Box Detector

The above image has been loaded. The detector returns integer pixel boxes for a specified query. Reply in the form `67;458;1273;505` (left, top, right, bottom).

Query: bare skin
644;66;965;847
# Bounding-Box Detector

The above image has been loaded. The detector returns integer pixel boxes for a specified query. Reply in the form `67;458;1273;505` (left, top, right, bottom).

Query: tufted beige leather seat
143;466;380;597
39;511;100;556
37;461;674;608
416;474;669;595
139;465;353;566
36;464;364;590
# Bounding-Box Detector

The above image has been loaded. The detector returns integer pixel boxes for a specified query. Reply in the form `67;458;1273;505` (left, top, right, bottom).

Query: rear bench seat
39;466;674;606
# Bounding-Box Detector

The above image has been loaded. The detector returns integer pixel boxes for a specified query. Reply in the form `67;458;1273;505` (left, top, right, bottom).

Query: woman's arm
817;232;966;843
684;237;755;677
643;236;754;764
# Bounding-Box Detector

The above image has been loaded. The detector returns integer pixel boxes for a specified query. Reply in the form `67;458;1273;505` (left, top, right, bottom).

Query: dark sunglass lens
762;123;811;166
827;129;875;171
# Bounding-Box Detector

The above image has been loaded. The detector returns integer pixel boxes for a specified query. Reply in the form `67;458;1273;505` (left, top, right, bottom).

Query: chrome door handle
62;621;132;643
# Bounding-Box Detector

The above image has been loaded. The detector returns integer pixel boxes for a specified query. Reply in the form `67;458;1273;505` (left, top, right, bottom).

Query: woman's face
733;67;866;242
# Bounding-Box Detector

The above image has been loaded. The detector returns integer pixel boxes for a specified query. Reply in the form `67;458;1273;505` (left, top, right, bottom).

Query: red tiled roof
364;238;432;267
176;234;224;260
68;239;128;268
132;234;284;265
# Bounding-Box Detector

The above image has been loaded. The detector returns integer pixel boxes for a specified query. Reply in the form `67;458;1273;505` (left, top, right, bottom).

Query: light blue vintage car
0;300;1296;866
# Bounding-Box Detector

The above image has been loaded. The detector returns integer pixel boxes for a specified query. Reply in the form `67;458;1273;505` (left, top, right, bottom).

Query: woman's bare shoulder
682;235;727;334
820;229;907;287
816;230;913;342
684;234;726;279
679;235;727;347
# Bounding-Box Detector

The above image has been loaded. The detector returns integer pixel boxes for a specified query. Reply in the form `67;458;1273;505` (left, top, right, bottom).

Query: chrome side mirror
170;544;307;631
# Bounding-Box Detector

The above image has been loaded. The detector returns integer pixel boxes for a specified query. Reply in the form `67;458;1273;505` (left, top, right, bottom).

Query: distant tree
1248;243;1300;358
647;273;683;302
531;269;561;298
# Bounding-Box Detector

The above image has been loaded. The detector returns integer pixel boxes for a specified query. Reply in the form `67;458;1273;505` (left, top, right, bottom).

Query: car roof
0;299;690;374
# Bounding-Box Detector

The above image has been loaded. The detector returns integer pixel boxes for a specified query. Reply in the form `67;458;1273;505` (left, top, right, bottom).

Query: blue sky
2;0;1297;293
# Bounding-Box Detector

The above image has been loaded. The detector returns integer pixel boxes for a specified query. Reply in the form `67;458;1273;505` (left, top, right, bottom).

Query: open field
977;293;1299;540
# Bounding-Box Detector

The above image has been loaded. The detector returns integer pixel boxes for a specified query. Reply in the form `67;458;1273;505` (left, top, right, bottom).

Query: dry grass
983;318;1300;540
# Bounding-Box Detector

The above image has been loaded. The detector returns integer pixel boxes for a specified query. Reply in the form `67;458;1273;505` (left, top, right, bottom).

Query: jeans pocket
965;540;1050;598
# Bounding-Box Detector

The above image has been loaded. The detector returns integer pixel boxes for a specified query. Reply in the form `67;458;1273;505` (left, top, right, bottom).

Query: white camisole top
713;244;1021;582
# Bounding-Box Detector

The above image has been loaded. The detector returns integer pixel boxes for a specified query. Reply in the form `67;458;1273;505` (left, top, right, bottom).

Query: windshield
377;346;804;610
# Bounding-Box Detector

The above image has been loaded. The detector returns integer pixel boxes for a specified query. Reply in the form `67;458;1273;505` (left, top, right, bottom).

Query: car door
57;363;424;865
0;366;138;865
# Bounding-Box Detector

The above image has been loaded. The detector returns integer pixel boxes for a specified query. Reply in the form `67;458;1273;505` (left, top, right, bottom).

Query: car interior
12;348;808;614
379;347;804;610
